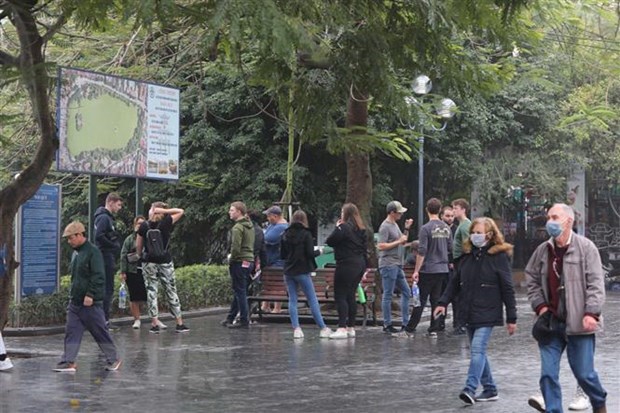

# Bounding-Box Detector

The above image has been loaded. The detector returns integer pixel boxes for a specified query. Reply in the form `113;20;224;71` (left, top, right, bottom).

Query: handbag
532;311;565;344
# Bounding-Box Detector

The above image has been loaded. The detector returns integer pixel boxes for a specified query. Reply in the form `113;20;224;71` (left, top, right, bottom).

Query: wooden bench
248;266;377;326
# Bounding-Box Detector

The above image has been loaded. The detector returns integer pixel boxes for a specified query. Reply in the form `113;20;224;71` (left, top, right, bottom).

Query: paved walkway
1;290;619;412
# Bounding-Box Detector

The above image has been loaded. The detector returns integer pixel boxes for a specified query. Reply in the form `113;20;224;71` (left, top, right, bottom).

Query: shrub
9;264;232;327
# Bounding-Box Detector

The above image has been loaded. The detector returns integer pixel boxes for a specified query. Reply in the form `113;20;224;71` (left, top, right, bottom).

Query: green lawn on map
66;92;139;156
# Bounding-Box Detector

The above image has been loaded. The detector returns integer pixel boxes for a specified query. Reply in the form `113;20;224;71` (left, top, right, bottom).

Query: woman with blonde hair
434;217;517;405
280;210;331;339
326;203;368;339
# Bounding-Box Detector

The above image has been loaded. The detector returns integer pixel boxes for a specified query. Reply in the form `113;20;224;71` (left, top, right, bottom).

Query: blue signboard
19;184;61;296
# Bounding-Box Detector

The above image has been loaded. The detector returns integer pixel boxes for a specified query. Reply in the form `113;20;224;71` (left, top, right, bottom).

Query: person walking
0;331;13;371
53;221;121;373
525;203;607;413
94;192;123;324
120;215;148;329
434;217;517;405
326;203;368;339
221;201;255;329
280;210;331;339
378;200;413;334
136;202;189;334
405;198;452;336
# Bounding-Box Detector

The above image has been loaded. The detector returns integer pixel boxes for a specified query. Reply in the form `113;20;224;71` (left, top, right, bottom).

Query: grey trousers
61;303;118;364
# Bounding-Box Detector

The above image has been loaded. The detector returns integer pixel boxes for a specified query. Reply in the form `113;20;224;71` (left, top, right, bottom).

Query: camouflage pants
142;262;182;319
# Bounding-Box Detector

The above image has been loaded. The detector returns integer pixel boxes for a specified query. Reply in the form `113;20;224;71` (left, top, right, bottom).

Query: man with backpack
136;202;189;334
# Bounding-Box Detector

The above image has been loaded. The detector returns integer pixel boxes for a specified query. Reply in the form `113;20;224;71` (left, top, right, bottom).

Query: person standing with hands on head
405;198;452;336
94;192;123;325
280;210;331;339
120;215;148;329
378;200;413;334
222;201;255;329
54;221;121;373
326;203;368;339
136;202;189;334
434;217;517;405
525;203;607;413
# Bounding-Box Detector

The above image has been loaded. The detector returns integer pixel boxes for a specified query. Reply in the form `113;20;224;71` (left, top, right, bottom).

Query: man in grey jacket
525;203;607;413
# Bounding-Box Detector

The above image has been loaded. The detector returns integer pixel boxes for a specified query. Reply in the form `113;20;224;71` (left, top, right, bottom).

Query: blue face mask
470;233;488;248
546;220;564;238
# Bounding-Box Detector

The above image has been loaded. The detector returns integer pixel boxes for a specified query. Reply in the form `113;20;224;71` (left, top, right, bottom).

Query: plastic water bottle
411;282;421;307
356;284;366;304
119;282;127;309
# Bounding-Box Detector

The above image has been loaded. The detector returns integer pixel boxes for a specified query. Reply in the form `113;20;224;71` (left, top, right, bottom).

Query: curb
4;307;229;337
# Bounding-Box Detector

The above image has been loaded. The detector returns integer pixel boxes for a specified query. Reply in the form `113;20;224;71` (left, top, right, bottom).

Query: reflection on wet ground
1;291;619;412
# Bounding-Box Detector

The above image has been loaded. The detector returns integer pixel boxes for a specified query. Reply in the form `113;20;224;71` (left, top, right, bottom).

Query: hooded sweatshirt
94;206;120;253
280;222;320;276
230;217;255;262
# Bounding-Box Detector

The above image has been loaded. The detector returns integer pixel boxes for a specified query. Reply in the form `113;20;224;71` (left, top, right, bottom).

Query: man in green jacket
222;201;255;329
53;221;121;373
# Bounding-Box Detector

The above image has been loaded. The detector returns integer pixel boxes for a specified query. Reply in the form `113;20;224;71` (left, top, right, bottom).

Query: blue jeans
464;326;496;394
227;261;253;324
380;265;410;327
284;273;326;329
539;333;607;412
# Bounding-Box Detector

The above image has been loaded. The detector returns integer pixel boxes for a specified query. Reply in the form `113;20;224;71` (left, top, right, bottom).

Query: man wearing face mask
525;203;607;413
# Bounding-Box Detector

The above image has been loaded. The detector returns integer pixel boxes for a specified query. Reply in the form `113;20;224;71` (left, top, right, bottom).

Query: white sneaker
156;320;168;329
0;357;14;371
329;329;348;339
527;393;545;412
568;387;590;411
319;328;332;338
347;328;356;338
293;328;304;339
132;320;141;329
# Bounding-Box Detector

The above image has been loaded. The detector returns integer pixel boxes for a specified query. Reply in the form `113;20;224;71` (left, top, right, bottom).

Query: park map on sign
57;69;149;177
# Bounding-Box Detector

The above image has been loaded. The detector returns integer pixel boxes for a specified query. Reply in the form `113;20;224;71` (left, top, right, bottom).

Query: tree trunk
0;4;58;329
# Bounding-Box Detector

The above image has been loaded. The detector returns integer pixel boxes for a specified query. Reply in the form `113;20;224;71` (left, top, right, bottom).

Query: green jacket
453;218;471;260
69;241;105;305
230;217;255;262
120;232;139;274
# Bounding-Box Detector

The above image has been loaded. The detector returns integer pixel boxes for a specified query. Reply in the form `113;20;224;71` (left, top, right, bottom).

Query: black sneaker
53;362;77;372
175;324;190;333
383;325;399;334
220;319;233;327
149;325;160;334
228;321;249;329
475;389;499;402
459;390;476;405
452;326;467;336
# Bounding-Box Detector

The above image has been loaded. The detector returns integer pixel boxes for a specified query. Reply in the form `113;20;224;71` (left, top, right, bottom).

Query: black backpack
144;223;168;260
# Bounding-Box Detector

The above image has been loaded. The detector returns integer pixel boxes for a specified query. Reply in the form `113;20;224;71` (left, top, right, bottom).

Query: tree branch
41;11;71;43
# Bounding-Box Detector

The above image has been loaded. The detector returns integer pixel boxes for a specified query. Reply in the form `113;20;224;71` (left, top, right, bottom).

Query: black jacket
280;223;319;276
325;221;367;265
440;242;517;327
94;206;120;253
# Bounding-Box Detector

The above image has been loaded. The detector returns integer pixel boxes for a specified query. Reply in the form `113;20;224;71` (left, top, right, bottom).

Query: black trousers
406;272;448;332
333;259;365;328
101;251;117;322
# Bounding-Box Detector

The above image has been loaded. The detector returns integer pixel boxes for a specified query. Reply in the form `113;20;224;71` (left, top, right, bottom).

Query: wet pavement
1;290;619;413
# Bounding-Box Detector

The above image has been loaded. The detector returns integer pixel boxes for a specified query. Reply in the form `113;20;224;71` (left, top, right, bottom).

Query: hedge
9;264;232;327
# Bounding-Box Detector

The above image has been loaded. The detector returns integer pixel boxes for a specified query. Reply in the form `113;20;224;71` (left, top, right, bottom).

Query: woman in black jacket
434;217;517;405
326;203;368;339
280;210;332;339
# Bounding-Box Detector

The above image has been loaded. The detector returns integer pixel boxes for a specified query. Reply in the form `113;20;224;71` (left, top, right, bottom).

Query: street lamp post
406;76;456;231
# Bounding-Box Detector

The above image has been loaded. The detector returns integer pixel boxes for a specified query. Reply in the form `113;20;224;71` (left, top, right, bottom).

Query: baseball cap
62;221;86;237
386;200;407;214
263;205;282;216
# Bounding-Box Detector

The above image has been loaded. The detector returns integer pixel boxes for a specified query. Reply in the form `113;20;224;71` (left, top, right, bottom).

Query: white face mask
470;233;488;248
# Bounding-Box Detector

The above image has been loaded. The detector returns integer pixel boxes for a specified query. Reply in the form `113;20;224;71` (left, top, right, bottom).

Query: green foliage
9;265;232;327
